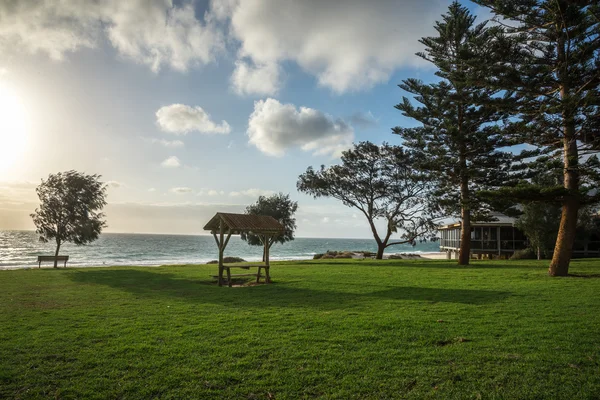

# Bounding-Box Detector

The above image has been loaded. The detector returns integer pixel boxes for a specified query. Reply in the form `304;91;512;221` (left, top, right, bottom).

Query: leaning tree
297;142;436;259
241;192;298;261
393;2;514;265
473;0;600;275
31;170;107;268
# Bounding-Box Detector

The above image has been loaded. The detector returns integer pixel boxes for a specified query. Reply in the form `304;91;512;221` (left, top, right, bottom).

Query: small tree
515;203;561;260
241;193;298;261
297;142;436;259
31;171;107;267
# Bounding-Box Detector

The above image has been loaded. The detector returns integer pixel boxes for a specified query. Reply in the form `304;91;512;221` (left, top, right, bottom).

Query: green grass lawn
1;259;600;399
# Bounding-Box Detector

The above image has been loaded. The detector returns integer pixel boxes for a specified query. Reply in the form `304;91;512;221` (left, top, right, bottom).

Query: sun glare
0;81;29;173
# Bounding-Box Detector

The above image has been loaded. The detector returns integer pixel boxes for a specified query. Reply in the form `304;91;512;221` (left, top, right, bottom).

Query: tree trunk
549;33;579;277
376;243;385;260
54;240;61;268
365;214;385;260
458;178;471;266
549;101;579;275
549;198;578;276
537;246;541;261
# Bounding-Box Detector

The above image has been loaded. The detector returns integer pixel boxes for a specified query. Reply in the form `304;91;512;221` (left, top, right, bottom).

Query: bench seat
211;273;260;278
222;264;267;268
37;255;69;268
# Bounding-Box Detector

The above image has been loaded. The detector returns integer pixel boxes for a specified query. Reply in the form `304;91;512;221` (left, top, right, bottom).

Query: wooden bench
211;264;270;287
37;255;69;268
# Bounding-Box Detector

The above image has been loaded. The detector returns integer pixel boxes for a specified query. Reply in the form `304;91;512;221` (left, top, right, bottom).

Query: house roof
438;213;516;230
203;212;285;234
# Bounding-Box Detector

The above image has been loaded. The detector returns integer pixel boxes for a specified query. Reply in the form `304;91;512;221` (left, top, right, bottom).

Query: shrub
510;249;535;260
206;257;246;264
334;253;353;259
313;253;325;260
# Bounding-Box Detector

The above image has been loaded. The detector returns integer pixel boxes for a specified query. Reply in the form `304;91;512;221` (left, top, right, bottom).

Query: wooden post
265;234;271;284
226;267;232;287
218;219;224;287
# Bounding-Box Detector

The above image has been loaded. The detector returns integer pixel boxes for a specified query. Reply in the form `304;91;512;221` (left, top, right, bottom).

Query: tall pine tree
393;2;513;265
474;0;600;276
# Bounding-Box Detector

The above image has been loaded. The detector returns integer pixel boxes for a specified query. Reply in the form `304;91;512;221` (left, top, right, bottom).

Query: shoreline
0;251;448;270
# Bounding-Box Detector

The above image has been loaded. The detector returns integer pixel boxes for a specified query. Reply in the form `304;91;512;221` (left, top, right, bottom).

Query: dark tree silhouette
298;142;436;259
473;0;600;275
31;171;107;267
241;193;298;261
393;2;514;266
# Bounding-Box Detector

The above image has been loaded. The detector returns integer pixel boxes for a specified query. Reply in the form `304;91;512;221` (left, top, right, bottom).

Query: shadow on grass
291;259;544;269
568;274;600;278
69;269;510;308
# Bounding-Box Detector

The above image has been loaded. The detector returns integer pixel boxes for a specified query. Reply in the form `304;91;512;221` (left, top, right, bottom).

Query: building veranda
438;214;600;259
439;215;527;259
203;212;286;287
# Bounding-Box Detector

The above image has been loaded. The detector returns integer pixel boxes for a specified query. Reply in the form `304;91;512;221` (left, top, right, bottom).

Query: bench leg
39;262;41;269
256;267;262;283
226;267;232;287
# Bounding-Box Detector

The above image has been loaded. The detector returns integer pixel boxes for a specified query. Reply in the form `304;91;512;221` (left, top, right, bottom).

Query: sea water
0;230;441;269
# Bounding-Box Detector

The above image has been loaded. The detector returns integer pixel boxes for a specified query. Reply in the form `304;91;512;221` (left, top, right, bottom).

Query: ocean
0;230;441;269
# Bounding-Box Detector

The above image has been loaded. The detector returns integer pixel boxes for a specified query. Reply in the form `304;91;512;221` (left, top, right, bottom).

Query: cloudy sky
0;0;488;237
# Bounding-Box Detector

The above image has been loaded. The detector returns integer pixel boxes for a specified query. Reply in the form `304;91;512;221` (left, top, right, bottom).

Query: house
438;214;526;259
438;213;600;259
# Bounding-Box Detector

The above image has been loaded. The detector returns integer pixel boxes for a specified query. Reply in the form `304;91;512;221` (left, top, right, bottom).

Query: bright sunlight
0;81;29;173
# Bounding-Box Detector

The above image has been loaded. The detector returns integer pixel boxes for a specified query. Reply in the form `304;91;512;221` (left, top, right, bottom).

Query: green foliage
240;193;298;247
393;2;514;220
474;0;600;162
313;251;354;260
2;260;600;398
474;0;600;272
510;248;536;260
298;141;436;258
30;171;107;265
515;203;561;259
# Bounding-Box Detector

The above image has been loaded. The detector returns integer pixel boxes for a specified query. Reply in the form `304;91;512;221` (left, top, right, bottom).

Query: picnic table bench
37;255;69;268
210;263;270;287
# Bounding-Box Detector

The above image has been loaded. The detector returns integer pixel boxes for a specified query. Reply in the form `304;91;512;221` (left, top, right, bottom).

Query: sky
0;0;490;238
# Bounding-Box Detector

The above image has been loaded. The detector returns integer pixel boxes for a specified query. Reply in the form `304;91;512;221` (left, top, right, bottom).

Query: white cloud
0;0;224;72
247;98;353;158
106;180;125;188
170;187;193;194
221;0;446;93
229;188;275;198
231;60;281;96
156;104;231;135
144;137;185;148
207;189;219;196
148;188;157;192
161;156;181;168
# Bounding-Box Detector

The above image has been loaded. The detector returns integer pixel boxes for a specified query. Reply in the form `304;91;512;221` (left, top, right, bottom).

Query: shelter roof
203;212;285;234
